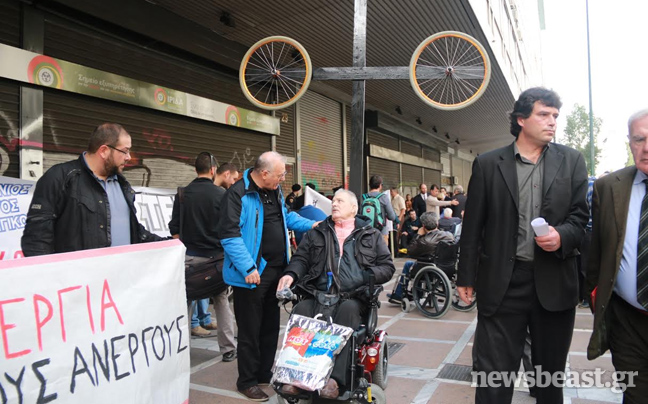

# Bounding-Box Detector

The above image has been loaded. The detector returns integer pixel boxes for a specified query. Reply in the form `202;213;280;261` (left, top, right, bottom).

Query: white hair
628;109;648;136
334;188;358;209
443;208;453;218
254;151;286;172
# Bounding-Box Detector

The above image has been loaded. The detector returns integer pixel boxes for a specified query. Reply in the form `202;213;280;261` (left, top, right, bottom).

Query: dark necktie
637;179;648;309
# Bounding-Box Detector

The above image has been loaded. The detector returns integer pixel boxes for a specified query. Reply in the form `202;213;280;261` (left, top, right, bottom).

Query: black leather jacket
21;155;163;256
285;215;395;297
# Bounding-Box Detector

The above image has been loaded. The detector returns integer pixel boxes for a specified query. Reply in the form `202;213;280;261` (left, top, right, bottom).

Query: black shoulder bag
178;187;227;300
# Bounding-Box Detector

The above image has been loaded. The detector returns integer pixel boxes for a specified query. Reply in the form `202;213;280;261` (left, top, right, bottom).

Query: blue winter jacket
218;169;315;288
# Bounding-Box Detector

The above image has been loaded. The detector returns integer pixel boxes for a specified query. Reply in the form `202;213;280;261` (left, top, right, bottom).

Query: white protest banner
0;240;190;403
0;176;177;260
0;176;35;261
304;186;331;216
132;187;175;238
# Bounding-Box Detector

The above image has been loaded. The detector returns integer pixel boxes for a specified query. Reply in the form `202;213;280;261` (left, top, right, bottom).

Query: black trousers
292;298;366;387
473;260;575;404
608;293;648;404
233;265;282;390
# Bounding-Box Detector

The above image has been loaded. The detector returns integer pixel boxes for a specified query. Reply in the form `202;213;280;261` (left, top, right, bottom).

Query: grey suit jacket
586;166;636;359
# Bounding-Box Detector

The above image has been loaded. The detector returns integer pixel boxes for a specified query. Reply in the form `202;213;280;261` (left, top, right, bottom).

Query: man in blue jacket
218;151;317;402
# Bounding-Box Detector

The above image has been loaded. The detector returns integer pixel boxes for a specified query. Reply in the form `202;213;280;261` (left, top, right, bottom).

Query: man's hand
535;225;561;252
412;226;419;231
451;200;459;206
457;286;474;305
277;274;294;292
402;231;408;236
312;221;322;228
245;270;261;285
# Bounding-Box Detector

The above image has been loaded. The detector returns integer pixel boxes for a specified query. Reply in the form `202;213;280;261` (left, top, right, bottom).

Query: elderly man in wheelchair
388;212;475;318
275;188;395;401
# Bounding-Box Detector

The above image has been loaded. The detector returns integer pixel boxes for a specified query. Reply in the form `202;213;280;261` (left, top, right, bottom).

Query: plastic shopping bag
272;314;354;392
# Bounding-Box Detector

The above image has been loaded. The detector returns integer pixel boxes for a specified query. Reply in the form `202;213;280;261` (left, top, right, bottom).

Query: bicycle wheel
240;36;312;110
412;266;452;318
451;285;477;312
409;31;491;110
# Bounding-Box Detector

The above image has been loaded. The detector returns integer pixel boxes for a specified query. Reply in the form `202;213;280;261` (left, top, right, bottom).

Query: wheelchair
274;275;388;404
388;240;477;318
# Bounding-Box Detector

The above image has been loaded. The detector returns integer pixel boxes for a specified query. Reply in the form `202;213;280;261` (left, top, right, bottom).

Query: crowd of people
18;86;648;404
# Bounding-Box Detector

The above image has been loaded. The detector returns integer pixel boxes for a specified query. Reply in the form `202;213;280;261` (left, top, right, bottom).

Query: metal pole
349;0;367;197
586;0;595;176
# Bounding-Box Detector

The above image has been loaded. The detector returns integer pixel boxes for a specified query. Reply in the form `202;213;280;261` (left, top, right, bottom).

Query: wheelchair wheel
412;266;452;318
276;394;312;404
451;285;477;312
371;337;388;390
401;298;413;313
368;384;387;404
347;384;386;404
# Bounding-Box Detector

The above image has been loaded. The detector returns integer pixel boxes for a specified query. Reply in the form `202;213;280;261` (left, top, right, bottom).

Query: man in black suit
451;185;467;218
457;87;588;404
411;183;428;219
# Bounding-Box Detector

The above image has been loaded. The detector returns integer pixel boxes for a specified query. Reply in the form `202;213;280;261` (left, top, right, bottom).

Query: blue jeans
389;260;415;300
191;298;212;328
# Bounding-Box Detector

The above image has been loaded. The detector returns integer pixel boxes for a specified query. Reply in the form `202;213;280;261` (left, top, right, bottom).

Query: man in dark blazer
451;185;467;218
411;183;428;219
457;87;588;404
587;109;648;403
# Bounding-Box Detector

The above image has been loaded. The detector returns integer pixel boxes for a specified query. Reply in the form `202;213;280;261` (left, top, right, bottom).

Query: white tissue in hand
531;217;550;237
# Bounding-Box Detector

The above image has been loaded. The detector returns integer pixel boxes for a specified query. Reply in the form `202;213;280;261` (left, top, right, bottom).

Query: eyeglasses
107;145;131;156
264;170;287;179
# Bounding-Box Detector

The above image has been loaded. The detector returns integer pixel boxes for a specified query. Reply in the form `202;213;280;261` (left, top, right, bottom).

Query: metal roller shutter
0;0;20;47
276;105;295;158
463;160;473;189
43;15;255;111
281;163;295;199
42;89;271;189
424;168;441;188
401;163;422;190
368;157;399;190
0;79;20;178
401;140;421;157
452;157;464;188
423;147;441;162
299;91;343;194
0;1;21;177
368;130;398;150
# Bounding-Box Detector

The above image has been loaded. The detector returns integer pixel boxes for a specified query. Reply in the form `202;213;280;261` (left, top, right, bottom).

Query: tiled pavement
188;258;623;403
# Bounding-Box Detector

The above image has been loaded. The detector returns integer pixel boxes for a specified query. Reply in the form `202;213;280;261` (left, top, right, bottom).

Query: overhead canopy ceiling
50;0;519;155
147;0;518;155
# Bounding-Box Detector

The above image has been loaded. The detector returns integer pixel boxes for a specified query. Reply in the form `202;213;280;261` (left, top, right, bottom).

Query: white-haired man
276;189;395;399
587;109;648;402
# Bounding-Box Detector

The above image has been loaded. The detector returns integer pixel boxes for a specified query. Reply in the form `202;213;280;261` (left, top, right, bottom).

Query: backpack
361;193;385;230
